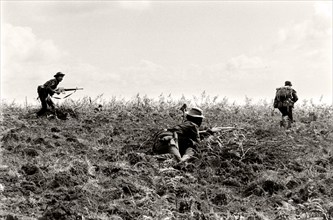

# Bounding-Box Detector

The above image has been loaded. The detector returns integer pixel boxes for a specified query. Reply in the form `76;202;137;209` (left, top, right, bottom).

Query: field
1;95;333;220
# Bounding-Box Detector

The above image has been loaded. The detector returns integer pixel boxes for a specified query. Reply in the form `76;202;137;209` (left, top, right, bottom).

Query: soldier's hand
210;127;223;133
55;87;64;94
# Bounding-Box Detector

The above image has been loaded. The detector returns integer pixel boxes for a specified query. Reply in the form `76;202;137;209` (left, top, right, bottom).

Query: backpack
274;86;294;108
152;130;178;154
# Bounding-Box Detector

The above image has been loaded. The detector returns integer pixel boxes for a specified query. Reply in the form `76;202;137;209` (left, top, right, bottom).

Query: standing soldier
274;81;298;128
36;72;65;117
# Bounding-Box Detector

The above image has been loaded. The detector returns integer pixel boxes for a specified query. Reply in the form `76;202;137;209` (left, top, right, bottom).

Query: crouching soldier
153;107;214;163
36;72;65;116
273;81;298;128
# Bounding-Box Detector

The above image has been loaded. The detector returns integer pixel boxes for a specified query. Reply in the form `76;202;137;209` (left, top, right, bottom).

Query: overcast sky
1;1;332;104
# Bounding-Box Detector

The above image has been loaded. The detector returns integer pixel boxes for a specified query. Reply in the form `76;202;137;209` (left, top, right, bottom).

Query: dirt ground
1;100;332;220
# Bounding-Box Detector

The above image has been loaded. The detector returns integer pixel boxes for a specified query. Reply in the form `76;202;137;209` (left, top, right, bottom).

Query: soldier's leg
37;99;47;116
46;96;55;109
283;108;290;128
46;96;56;115
278;107;288;127
288;108;293;122
286;108;293;129
37;90;48;116
152;135;182;161
180;147;194;162
169;146;182;162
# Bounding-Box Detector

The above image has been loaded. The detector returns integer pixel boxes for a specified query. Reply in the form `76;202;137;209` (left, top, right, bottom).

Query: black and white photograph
1;0;332;219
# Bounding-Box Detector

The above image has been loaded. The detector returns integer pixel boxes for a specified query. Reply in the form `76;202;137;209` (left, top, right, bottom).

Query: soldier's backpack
152;130;178;154
274;86;294;108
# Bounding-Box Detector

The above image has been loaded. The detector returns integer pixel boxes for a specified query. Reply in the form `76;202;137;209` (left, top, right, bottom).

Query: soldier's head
54;72;65;82
185;107;204;126
285;81;292;87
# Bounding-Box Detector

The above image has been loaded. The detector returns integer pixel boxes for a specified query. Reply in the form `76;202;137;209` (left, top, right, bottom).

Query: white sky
1;1;332;104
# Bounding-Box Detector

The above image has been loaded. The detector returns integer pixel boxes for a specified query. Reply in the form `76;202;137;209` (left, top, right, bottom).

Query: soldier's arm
199;129;213;139
273;96;278;105
188;132;200;149
186;125;201;144
44;80;58;95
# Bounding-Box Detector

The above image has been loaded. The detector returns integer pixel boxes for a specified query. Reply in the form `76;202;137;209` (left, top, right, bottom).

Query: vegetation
1;94;333;220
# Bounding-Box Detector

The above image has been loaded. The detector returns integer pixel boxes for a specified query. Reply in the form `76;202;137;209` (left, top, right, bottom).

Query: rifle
55;87;83;93
199;126;236;134
53;87;83;99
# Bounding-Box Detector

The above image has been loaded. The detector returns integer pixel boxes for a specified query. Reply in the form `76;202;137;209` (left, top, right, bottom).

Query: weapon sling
53;89;77;99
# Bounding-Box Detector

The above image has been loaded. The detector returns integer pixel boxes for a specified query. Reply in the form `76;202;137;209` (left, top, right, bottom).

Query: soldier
274;81;298;128
152;107;214;162
36;72;65;116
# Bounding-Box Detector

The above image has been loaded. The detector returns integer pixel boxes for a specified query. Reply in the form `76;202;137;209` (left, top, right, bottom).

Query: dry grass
1;94;333;220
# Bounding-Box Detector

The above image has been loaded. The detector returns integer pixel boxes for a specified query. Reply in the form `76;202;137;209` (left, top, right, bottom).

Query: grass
0;94;333;220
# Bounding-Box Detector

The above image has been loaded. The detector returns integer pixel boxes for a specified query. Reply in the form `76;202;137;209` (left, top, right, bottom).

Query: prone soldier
152;107;234;163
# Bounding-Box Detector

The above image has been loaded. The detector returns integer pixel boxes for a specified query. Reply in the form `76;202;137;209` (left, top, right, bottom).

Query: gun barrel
215;127;235;130
64;88;84;91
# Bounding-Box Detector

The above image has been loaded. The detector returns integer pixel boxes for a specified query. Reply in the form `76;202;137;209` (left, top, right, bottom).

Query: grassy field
1;95;333;220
